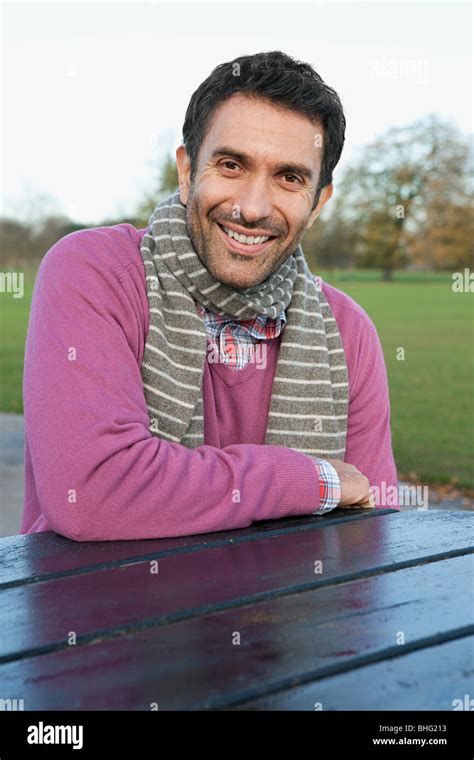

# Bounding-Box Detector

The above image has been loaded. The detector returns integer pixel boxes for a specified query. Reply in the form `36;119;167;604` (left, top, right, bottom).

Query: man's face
176;93;332;290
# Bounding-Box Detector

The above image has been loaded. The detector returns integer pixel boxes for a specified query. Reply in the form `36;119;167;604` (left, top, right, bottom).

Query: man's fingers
339;499;375;510
339;488;375;509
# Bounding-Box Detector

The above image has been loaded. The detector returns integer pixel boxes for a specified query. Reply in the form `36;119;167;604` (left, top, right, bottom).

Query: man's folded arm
23;234;322;542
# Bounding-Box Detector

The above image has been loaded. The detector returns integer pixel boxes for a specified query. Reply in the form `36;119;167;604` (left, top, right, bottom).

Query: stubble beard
184;186;307;292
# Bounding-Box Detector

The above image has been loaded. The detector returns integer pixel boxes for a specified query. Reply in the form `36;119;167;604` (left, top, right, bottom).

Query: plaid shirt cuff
311;457;342;514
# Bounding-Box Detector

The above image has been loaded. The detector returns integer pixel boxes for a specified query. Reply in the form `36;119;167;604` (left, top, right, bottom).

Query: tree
32;216;85;261
302;210;357;272
134;154;179;225
333;115;472;278
409;177;473;270
0;219;34;267
0;215;84;267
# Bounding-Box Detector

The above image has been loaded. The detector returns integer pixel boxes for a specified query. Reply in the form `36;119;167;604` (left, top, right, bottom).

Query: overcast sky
1;0;472;224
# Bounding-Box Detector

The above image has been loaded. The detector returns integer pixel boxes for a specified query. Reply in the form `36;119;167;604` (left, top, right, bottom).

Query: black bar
0;710;471;757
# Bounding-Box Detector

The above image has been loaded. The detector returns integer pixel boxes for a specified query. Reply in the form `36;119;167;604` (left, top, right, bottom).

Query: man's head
176;51;346;290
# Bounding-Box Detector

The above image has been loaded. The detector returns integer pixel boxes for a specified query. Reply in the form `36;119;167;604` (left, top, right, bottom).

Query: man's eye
281;174;301;184
221;161;240;171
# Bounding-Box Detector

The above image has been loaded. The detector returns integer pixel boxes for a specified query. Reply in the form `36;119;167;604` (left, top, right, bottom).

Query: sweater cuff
268;446;320;518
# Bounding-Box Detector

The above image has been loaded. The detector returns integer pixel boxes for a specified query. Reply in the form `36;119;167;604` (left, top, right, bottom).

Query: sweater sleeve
22;231;321;542
343;310;399;509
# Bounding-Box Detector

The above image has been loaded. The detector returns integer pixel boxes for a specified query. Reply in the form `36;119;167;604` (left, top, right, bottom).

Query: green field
320;270;474;488
0;267;36;416
1;266;473;487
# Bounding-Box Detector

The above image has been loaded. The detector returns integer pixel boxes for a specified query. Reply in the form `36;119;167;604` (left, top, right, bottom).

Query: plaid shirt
195;299;341;513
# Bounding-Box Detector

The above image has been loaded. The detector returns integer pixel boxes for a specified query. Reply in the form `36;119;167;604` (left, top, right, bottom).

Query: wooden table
0;508;472;711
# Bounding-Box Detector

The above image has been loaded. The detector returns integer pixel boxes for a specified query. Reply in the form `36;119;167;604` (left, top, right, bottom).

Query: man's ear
176;144;191;205
306;183;333;229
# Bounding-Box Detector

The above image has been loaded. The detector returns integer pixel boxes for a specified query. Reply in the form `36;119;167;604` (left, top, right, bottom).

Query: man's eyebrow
210;146;316;182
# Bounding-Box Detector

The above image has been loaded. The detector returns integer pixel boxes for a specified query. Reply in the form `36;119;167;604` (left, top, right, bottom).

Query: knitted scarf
139;190;349;459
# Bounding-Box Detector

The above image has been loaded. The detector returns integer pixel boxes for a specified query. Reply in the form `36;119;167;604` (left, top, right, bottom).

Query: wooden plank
0;509;394;588
232;635;474;711
0;512;472;661
0;555;472;710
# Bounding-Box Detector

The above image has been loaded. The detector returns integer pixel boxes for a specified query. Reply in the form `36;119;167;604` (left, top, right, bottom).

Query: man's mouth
215;222;277;256
221;224;272;245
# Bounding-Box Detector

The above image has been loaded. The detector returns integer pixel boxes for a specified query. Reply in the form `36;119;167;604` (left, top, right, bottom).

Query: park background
0;0;473;536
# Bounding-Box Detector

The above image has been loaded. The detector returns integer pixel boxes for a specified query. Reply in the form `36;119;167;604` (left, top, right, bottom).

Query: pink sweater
20;224;399;541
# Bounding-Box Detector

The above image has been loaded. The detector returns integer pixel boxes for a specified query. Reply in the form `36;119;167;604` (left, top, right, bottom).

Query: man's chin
202;229;296;291
208;268;264;291
202;249;264;290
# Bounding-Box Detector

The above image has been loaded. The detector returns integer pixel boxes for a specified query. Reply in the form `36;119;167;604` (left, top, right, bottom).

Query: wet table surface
0;508;472;711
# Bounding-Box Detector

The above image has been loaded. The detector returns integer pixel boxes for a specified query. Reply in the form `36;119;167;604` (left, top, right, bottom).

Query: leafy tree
332;115;472;278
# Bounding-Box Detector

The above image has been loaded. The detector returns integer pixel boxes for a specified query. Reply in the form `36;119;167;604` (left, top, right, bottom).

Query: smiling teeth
222;226;270;245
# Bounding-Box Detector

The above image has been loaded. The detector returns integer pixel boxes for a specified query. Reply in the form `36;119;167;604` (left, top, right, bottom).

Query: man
20;51;398;541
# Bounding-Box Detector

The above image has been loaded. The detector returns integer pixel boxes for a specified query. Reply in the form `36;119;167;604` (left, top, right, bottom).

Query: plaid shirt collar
194;301;287;370
193;275;321;368
195;301;287;340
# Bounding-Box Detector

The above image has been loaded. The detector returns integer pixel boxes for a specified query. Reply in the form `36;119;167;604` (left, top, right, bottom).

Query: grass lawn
1;266;473;488
0;267;36;415
320;271;474;489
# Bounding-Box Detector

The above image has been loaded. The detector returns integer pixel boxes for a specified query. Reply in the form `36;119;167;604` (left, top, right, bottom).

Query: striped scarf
139;190;349;458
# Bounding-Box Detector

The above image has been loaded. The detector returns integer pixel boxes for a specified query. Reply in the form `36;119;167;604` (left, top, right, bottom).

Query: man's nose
235;176;273;224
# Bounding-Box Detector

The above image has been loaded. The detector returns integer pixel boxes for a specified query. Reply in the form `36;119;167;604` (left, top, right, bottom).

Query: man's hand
325;459;375;508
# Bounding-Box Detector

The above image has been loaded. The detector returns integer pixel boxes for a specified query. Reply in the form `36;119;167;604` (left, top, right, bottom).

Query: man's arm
22;232;324;542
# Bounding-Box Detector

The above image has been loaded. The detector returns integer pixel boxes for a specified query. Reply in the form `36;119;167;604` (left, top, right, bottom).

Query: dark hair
182;51;346;205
